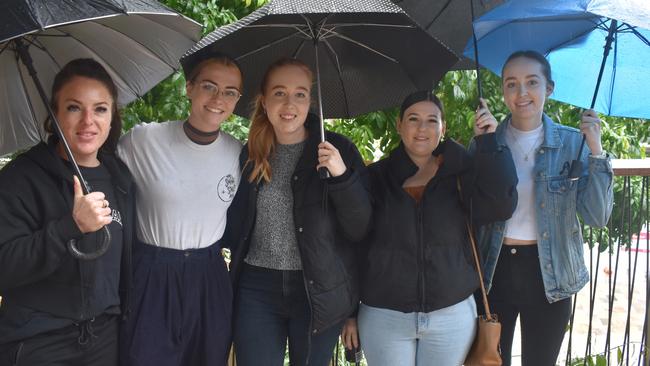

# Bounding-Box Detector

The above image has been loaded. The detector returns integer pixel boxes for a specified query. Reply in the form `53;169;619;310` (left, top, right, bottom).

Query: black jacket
225;115;371;334
0;141;134;333
360;134;517;313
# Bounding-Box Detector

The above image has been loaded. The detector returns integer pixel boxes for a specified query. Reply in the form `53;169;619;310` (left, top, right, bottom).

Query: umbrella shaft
14;39;90;194
590;19;618;110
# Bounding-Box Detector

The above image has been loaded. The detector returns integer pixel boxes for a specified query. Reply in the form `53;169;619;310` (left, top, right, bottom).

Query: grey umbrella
0;0;201;259
181;0;459;156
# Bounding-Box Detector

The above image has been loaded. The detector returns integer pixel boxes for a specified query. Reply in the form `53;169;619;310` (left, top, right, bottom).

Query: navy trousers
120;241;232;366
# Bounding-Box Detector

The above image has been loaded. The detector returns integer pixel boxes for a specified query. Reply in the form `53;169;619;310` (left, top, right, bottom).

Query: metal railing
561;159;649;366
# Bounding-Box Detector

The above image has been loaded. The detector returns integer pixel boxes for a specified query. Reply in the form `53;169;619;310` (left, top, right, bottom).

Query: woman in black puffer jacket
341;91;517;366
224;58;371;366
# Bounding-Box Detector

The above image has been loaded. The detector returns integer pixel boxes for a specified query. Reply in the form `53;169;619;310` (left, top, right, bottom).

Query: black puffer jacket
226;114;371;334
360;134;517;313
0;141;134;340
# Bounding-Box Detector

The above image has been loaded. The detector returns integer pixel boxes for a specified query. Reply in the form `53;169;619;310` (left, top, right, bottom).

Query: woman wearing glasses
117;52;244;366
224;58;371;366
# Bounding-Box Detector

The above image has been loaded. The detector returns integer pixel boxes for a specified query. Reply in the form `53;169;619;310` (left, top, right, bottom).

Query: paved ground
509;243;648;366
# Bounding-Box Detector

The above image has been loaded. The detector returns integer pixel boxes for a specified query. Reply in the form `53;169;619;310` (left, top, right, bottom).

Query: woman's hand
580;109;603;155
72;175;112;233
317;141;347;177
341;317;359;350
474;98;497;135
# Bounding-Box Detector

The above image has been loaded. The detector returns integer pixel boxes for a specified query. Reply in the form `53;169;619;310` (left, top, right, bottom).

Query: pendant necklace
508;122;542;161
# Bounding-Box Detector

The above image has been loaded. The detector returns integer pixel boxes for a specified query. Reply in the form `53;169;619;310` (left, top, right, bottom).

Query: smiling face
186;61;242;132
502;56;554;127
261;64;312;144
397;100;445;159
54;76;114;167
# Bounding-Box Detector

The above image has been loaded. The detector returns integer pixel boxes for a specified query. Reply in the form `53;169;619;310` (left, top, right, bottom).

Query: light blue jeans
358;296;477;366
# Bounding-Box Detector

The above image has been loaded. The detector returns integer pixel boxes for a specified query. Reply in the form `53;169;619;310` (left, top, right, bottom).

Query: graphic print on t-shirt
218;174;237;202
111;208;122;227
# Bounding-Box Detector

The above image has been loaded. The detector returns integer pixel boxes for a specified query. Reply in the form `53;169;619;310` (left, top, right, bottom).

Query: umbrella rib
423;0;453;31
15;56;45;142
291;39;307;58
234;31;304;61
47;30;143;99
629;27;650;47
93;17;182;72
322;39;351;117
327;31;398;63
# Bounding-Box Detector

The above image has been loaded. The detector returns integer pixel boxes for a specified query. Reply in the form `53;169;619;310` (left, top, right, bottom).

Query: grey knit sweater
244;141;306;270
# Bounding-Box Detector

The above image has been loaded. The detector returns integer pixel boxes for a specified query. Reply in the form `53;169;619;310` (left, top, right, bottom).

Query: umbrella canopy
0;0;202;156
182;0;458;121
463;0;650;120
392;0;504;70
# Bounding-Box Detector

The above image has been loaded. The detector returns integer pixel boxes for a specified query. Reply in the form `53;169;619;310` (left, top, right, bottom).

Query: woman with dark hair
0;58;134;366
117;52;244;366
476;50;613;366
224;58;371;366
341;91;517;365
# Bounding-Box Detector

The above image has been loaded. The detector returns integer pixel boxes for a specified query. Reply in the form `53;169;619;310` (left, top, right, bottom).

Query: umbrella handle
67;226;111;260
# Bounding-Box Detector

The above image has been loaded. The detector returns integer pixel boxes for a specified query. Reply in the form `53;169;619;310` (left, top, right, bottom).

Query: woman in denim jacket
477;50;614;366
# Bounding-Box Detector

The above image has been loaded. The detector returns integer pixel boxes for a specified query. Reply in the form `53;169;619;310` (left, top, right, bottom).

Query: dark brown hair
502;50;555;87
46;58;121;154
399;90;445;121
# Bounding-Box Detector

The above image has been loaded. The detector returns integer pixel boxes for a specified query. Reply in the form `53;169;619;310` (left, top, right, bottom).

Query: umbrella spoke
322;38;350;116
327;31;398;63
291;39;307;59
15;60;45;141
234;31;303;60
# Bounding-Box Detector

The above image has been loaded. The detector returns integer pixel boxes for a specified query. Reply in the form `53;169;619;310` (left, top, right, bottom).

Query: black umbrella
182;0;458;148
0;0;201;259
392;0;504;70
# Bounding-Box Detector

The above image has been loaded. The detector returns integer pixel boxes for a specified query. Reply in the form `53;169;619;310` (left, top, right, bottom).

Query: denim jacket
476;114;613;303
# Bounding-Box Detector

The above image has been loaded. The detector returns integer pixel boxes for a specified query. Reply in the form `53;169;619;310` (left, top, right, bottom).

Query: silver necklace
508;123;543;161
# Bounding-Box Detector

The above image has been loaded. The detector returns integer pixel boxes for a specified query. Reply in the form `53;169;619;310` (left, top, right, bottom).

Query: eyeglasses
197;81;242;103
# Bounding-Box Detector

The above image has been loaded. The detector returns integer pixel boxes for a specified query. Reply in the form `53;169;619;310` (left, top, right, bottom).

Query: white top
117;121;242;249
503;122;544;241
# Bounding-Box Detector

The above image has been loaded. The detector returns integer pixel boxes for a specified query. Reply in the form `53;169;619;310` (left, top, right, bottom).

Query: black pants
0;314;118;366
488;245;572;366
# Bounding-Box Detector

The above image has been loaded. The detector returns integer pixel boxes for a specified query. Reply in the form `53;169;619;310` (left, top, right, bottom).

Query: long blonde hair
246;58;313;183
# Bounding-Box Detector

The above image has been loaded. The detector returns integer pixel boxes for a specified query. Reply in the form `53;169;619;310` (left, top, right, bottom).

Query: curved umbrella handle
67;226;111;260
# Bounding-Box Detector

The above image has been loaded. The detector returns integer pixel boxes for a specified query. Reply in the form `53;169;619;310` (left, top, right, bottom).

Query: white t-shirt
504;122;544;241
117;121;242;249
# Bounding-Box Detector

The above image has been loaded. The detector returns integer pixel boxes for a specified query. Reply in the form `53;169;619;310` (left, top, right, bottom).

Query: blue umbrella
463;0;650;177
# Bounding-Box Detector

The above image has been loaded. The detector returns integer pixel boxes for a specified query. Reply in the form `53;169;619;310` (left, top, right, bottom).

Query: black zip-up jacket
0;141;134;338
225;115;371;334
360;134;517;313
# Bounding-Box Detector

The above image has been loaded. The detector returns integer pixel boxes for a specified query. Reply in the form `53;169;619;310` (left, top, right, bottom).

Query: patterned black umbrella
182;0;458;141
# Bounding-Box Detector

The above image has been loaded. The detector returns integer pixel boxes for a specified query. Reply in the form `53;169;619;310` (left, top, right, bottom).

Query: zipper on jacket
416;202;426;312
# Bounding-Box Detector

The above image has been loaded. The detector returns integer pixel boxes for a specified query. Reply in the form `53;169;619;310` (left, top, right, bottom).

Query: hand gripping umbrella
181;0;458;177
463;0;650;179
0;0;201;259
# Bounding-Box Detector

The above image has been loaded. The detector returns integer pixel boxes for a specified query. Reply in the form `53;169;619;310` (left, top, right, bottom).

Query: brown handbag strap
456;177;494;321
